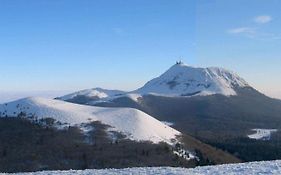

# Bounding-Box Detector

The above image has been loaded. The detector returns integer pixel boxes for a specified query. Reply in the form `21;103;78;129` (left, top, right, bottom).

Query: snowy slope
3;160;281;175
135;62;249;96
58;88;125;101
0;97;180;144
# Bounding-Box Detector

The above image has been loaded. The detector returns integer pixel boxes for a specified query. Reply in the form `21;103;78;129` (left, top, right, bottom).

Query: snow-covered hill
58;88;125;101
135;62;249;96
3;160;281;175
0;97;180;144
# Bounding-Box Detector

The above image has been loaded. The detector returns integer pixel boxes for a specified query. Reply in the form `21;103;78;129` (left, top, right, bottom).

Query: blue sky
195;0;281;99
0;0;280;102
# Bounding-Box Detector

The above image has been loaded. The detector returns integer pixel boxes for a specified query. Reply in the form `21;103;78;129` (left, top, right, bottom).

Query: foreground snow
248;129;278;140
2;160;281;175
0;97;180;144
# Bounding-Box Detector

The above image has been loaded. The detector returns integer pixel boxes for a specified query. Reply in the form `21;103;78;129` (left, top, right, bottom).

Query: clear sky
0;0;280;102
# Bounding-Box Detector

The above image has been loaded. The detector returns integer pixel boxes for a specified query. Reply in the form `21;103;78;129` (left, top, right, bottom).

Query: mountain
58;63;250;103
134;62;249;96
57;62;281;162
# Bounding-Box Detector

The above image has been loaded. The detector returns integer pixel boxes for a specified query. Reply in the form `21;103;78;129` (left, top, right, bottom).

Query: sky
0;0;280;102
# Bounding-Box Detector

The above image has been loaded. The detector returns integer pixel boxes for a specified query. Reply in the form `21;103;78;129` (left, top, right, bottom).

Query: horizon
1;0;281;102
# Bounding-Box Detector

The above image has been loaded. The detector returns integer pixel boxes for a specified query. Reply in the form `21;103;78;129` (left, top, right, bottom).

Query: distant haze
0;91;71;103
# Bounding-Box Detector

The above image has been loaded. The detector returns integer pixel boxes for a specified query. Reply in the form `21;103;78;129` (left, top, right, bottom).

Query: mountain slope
0;97;180;144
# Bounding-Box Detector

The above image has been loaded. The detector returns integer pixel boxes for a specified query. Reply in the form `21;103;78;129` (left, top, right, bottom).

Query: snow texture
248;129;278;140
0;97;180;144
2;160;281;175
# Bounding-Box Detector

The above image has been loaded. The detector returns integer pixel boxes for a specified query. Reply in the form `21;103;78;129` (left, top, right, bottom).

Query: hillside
0;117;193;172
0;97;180;144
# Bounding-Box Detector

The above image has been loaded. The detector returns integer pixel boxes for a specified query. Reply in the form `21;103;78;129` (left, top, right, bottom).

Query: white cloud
228;27;255;34
254;15;272;24
227;15;279;40
227;27;256;38
227;27;281;40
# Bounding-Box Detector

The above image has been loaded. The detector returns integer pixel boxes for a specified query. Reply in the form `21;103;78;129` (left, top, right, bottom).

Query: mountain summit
135;62;249;96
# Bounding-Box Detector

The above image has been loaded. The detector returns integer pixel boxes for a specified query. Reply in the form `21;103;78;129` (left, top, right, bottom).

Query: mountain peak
170;61;192;70
135;64;249;97
175;60;185;65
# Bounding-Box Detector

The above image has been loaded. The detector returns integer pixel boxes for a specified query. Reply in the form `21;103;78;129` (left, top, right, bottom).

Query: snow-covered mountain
0;97;180;144
135;62;249;96
57;63;250;104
